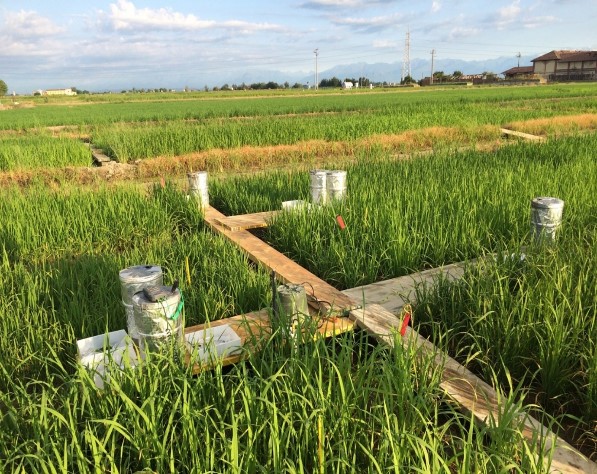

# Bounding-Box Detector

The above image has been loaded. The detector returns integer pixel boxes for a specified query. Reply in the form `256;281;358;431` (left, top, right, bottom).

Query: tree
452;70;463;79
400;75;414;85
319;77;341;88
0;80;7;96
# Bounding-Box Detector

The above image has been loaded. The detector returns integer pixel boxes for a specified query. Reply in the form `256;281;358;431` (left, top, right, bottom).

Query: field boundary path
198;206;596;473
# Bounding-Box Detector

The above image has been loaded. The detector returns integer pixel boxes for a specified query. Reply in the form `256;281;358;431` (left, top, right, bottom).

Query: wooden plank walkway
202;206;595;473
349;303;596;474
501;128;546;142
204;206;354;311
184;309;353;372
343;261;468;314
215;210;280;231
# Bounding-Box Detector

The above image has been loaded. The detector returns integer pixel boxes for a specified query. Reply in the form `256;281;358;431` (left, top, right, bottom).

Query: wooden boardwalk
184;309;353;372
198;206;595;473
215;210;279;231
343;261;468;314
205;207;353;311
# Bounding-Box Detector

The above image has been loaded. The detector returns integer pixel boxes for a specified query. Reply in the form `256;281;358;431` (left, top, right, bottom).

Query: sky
1;0;596;93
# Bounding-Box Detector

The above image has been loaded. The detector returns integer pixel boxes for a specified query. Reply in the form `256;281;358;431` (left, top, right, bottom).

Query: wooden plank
215;210;280;231
343;262;467;314
204;206;354;311
348;303;596;474
501;128;546;142
90;146;112;165
184;308;354;373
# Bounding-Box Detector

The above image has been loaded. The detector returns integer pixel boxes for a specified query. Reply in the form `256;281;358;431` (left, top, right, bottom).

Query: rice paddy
1;84;596;471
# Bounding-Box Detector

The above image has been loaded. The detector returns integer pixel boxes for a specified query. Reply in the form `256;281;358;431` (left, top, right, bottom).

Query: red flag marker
400;311;411;336
336;214;346;230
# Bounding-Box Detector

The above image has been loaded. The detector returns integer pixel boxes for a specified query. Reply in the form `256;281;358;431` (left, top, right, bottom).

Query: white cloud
431;1;442;13
495;0;522;29
373;39;398;49
0;11;65;58
522;15;557;28
3;10;64;40
448;26;480;40
103;0;282;33
331;13;406;32
301;0;400;9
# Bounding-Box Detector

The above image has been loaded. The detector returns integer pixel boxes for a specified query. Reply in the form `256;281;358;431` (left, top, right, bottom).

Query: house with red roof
532;50;597;82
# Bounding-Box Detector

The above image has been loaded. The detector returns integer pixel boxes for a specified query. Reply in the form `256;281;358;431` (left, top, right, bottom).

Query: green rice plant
3;83;597;131
0;329;556;472
208;134;596;453
211;135;595;290
415;234;596;430
0;134;91;170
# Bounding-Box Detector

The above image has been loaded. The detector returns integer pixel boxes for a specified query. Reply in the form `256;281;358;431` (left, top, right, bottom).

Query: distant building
502;66;534;80
44;88;77;96
342;81;353;89
532;50;597;82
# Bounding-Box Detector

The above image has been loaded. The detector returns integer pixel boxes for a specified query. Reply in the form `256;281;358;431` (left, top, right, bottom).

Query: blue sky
1;0;595;93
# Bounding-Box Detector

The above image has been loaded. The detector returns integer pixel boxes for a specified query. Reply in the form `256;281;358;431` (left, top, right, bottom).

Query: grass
211;135;596;289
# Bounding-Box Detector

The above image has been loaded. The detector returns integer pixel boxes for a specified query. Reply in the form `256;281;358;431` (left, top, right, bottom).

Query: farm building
502;66;534;80
342;81;353;89
532;50;597;82
44;88;77;96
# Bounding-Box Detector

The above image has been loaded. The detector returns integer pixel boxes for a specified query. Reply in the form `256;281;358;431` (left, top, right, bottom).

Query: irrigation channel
157;196;595;474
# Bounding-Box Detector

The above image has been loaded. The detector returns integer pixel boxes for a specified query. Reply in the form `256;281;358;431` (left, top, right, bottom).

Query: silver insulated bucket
276;283;310;337
119;265;163;343
530;197;564;242
132;286;184;354
187;171;209;209
326;170;347;202
310;170;327;204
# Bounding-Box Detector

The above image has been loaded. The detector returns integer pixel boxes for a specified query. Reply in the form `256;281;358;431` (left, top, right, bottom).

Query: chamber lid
119;265;162;282
531;197;564;209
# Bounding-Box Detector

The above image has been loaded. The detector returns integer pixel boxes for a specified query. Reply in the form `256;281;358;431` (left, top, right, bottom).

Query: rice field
0;133;91;171
0;85;596;471
0;180;555;472
0;83;597;169
209;134;597;456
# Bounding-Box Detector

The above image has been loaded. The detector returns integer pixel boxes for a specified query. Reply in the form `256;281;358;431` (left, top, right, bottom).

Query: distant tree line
212;76;373;91
318;77;371;88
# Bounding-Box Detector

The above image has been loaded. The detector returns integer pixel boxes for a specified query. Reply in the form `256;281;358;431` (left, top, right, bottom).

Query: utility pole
430;49;435;84
516;52;521;68
314;48;319;90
